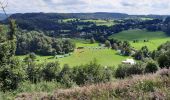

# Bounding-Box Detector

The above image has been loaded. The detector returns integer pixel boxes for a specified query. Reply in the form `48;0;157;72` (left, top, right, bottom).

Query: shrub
115;64;130;78
42;62;61;81
73;60;114;85
127;62;145;76
105;40;111;48
0;58;25;91
26;63;42;83
115;62;145;78
158;53;170;69
145;61;159;73
58;64;75;87
24;53;37;63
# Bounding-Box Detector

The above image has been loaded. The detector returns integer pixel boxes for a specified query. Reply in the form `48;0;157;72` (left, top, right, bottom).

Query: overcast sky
0;0;170;15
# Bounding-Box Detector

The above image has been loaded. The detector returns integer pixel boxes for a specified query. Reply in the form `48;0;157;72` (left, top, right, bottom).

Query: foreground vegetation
13;69;170;100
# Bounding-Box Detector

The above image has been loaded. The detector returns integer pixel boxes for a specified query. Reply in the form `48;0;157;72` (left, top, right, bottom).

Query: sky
0;0;170;15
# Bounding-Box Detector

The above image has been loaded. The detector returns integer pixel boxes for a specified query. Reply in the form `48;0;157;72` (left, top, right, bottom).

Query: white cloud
0;0;170;15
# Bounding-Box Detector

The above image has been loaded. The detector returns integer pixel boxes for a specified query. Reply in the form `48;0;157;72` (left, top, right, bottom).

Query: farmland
18;42;128;67
109;29;170;50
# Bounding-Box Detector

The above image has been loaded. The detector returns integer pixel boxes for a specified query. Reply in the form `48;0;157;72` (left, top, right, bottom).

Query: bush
145;61;159;73
42;62;61;81
115;64;130;78
73;60;114;85
58;64;75;87
24;53;37;63
158;53;170;69
26;63;42;83
0;58;25;91
115;62;145;78
127;62;145;76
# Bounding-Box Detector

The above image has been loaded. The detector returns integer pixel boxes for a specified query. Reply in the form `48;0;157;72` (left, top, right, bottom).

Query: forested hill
7;12;170;20
9;12;129;20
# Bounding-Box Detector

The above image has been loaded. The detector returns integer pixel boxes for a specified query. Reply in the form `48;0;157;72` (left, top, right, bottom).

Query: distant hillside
9;12;129;20
0;13;9;21
9;12;169;20
2;12;169;37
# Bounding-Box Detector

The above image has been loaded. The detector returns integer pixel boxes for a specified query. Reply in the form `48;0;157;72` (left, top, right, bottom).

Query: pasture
109;29;170;50
82;19;116;26
63;18;117;26
18;43;128;67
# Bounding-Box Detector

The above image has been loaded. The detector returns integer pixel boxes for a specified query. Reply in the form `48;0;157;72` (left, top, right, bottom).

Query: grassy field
131;38;170;51
109;29;170;50
82;19;116;26
109;29;167;41
18;42;128;67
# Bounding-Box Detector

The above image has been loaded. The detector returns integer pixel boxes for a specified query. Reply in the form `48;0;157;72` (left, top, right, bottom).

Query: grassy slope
109;29;170;50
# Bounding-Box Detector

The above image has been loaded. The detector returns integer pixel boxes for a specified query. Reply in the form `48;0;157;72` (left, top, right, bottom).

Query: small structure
122;59;136;65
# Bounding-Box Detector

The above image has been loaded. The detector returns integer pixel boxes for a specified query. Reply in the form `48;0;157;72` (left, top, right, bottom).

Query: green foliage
42;62;61;81
127;62;145;75
115;64;129;78
26;63;42;83
16;30;75;55
145;61;159;73
105;40;111;48
24;52;37;63
158;52;170;68
72;60;114;85
58;64;75;87
0;58;25;91
90;37;95;44
115;62;145;78
134;46;150;60
0;19;18;91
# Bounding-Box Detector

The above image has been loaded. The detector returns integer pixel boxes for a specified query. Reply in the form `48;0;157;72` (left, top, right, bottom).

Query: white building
122;59;136;65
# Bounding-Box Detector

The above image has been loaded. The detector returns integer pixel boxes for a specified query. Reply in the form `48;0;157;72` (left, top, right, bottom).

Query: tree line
16;30;75;55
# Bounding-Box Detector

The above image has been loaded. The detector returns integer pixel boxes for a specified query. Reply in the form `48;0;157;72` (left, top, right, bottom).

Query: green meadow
109;29;170;50
18;42;129;67
82;19;116;26
63;18;117;26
